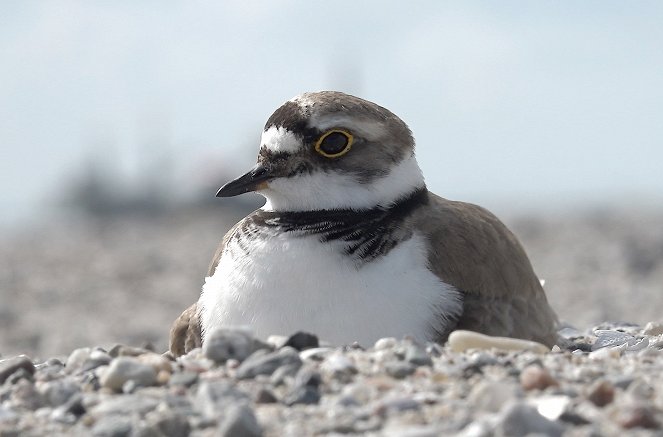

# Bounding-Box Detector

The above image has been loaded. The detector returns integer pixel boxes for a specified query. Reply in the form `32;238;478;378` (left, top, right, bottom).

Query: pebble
203;327;268;364
92;415;133;437
496;402;565;437
235;347;302;379
519;364;559;390
283;331;319;351
643;321;663;336
218;404;263;437
385;361;416;379
99;357;157;391
0;355;35;384
405;343;433;366
587;379;615;407
448;330;550;353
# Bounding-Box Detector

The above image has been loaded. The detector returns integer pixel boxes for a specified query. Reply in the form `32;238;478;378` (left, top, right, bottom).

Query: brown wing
413;192;558;346
169;302;202;356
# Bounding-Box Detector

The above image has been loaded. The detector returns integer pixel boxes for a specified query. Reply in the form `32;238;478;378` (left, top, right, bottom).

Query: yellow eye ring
314;129;354;158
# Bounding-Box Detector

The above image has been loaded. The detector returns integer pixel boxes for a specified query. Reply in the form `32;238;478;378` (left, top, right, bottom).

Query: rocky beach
1;205;663;435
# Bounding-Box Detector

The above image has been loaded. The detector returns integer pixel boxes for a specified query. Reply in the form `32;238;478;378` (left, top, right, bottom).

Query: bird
169;91;558;356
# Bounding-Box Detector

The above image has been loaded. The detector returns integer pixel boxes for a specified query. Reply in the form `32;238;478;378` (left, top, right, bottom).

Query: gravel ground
1;324;663;436
1;205;663;435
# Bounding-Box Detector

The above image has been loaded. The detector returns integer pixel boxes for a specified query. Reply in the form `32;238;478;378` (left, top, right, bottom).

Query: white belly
198;231;461;347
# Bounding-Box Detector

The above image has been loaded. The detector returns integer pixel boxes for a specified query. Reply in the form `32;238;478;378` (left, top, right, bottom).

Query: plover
169;91;558;356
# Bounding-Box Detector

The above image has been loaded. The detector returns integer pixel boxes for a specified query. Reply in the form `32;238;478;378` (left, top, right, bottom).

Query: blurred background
1;1;662;359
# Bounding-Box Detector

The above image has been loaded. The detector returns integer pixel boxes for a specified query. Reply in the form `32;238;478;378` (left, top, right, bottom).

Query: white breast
198;231;462;347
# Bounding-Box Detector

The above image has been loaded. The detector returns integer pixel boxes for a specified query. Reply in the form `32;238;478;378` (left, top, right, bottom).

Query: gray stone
150;411;191;437
195;381;250;418
469;382;521;413
9;379;43;410
90;394;159;416
254;388;278;404
269;362;301;386
385;361;415;379
92;415;133;437
405;344;433;366
219;404;263;437
236;347;302;379
168;371;198;387
65;348;91;372
0;356;35;384
592;330;636;350
39;378;79;407
282;386;320;406
100;357;157;391
203;327;268;364
496;402;564;437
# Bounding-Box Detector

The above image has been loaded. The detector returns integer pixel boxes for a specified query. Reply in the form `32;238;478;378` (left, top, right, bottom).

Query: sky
1;1;662;227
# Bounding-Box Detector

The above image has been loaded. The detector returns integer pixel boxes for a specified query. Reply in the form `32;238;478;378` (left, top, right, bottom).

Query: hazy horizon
2;1;662;228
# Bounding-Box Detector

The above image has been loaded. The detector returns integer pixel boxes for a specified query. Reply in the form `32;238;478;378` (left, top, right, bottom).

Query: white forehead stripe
261;126;301;154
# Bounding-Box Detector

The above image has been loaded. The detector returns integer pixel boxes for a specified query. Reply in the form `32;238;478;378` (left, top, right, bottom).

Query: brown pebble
156;370;171;385
587;380;615;407
616;405;660;429
519;365;558;391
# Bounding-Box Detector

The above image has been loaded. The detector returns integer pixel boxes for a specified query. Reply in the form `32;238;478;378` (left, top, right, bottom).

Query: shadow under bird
169;91;558;356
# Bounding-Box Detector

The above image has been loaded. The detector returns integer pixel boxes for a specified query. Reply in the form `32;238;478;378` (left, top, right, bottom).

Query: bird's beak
216;163;273;197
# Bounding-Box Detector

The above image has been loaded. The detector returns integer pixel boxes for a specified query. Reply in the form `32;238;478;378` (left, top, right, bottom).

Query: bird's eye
314;130;353;158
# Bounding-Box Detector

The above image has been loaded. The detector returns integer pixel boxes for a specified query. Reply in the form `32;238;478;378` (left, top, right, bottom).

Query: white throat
260;154;425;212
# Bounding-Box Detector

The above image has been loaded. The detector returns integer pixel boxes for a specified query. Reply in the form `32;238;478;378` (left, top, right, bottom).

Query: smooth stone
137;353;172;374
587;380;615;407
38;378;79;407
519;365;559;391
91;395;159;416
449;330;549;354
65;348;91;372
147;411;191;437
615;404;660;429
320;353;357;379
218;404;263;437
9;379;44;410
299;347;333;361
405;344;433;366
100;357;157;391
496;402;564;437
282;386;320;406
168;371;199;387
92;415;133;437
269;362;302;386
195;381;250;418
375;396;420;414
235;347;302;380
266;335;289;349
374;337;398;350
108;345;151;358
469;381;521;413
203;327;268;364
531;395;572;421
283;331;319;351
385;362;415;379
643;321;663;336
0;356;35;384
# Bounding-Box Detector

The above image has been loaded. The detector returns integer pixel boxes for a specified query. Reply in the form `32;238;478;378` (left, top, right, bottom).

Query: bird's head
217;91;425;211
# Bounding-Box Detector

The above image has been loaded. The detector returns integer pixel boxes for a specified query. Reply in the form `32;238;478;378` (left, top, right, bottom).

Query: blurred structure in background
0;1;662;358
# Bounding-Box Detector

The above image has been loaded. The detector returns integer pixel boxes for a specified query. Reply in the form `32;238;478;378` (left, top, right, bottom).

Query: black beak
216;164;272;197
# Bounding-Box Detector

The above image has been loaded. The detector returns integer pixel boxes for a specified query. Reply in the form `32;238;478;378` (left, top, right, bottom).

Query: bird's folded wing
416;193;558;346
169;302;202;357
